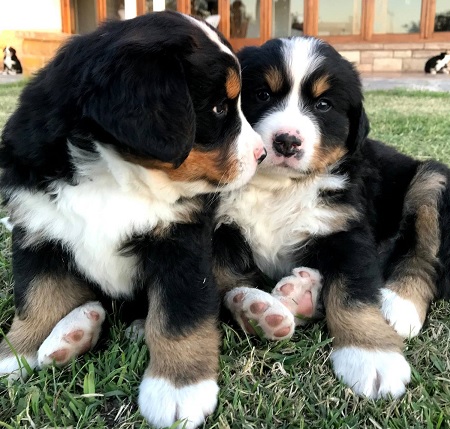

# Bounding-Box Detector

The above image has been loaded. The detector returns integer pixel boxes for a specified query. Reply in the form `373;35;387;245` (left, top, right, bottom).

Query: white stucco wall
0;0;62;32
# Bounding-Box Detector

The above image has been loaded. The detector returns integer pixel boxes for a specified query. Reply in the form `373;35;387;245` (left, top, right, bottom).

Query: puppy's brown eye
316;99;332;112
213;102;228;117
257;90;271;102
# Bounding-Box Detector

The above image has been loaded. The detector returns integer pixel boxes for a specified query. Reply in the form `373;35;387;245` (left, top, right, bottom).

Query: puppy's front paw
38;301;105;367
139;377;219;429
330;346;411;399
272;267;323;325
225;287;295;340
380;288;423;338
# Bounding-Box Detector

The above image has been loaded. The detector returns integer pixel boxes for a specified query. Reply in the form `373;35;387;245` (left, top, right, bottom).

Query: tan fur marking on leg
213;265;241;294
0;275;95;359
387;166;446;316
144;317;220;387
386;275;434;323
213;262;264;295
326;279;403;351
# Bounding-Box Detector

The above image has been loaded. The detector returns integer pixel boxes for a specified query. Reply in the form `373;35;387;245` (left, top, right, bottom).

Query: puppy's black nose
257;148;267;164
273;133;302;157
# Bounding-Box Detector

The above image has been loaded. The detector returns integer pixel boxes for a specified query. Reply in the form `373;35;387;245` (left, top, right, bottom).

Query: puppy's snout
273;130;302;158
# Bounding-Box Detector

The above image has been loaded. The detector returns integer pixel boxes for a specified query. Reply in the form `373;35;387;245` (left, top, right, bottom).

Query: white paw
38;301;105;367
380;288;423;338
225;287;295;340
331;346;411;399
0;354;38;381
139;377;218;429
272;267;323;325
124;319;145;342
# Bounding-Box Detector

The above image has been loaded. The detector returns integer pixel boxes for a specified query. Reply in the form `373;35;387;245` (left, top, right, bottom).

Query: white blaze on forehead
184;14;235;57
281;37;325;105
252;38;325;174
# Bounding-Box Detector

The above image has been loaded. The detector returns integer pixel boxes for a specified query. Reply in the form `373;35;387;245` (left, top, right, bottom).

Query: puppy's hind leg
0;233;96;380
37;301;105;368
272;266;324;325
214;223;296;340
381;164;447;338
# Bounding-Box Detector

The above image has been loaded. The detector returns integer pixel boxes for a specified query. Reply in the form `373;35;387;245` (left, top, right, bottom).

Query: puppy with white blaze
0;12;265;429
214;37;450;400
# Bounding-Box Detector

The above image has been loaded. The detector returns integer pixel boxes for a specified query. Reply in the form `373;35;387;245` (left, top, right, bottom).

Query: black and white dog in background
424;51;450;74
214;36;450;400
2;46;23;75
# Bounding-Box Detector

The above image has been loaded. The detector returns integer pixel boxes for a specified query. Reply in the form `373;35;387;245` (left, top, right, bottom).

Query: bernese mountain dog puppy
2;46;23;75
214;37;450;400
0;11;264;429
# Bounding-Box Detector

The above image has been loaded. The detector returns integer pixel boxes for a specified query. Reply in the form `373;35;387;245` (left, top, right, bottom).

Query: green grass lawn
0;84;450;429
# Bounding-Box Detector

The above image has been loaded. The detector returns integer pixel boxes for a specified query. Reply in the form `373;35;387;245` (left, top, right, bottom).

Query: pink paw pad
88;311;100;321
250;302;269;314
38;301;105;368
272;267;323;326
225;287;295;341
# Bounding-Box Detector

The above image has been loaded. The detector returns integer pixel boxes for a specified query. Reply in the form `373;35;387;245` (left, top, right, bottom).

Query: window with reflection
191;0;219;22
145;0;177;12
106;0;125;19
70;0;97;34
230;0;260;38
374;0;421;34
435;0;450;32
318;0;361;36
272;0;304;38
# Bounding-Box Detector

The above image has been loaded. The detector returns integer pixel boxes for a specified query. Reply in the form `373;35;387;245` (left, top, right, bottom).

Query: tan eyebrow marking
264;67;284;93
312;74;330;98
225;67;241;99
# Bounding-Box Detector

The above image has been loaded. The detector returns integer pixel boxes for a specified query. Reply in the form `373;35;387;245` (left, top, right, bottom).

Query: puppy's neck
72;143;212;205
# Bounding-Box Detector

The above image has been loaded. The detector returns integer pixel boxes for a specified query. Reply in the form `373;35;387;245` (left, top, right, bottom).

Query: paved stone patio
0;74;24;84
362;72;450;92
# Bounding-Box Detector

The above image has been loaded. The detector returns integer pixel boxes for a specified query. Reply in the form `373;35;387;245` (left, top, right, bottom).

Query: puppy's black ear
83;53;195;165
347;104;370;152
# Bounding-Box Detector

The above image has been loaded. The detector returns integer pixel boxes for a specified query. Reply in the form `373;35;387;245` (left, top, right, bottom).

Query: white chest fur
8;145;202;297
217;173;357;279
4;56;15;69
